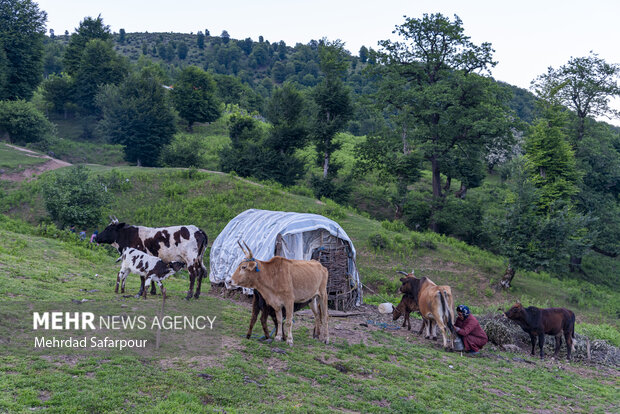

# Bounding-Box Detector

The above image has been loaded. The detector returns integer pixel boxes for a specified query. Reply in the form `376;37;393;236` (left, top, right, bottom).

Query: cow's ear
400;277;407;283
117;222;126;228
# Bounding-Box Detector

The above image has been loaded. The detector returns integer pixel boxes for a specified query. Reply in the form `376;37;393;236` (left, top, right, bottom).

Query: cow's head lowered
228;241;261;289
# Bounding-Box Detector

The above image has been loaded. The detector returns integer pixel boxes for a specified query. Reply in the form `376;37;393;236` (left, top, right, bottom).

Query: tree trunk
455;183;467;199
569;255;582;273
322;151;329;178
429;156;443;233
401;127;409;155
443;176;451;191
431;157;442;198
500;266;515;289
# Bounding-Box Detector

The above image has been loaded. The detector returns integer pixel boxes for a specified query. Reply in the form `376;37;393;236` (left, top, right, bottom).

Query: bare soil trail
0;144;71;182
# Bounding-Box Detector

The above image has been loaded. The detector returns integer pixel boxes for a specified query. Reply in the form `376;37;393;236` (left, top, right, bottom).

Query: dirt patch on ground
0;144;71;182
39;354;87;367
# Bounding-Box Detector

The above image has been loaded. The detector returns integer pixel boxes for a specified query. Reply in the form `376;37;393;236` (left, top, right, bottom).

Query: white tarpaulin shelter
209;209;362;308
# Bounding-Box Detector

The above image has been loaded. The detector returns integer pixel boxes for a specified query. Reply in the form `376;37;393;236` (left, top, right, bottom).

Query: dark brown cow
227;241;329;346
504;303;576;360
96;217;208;299
398;271;456;349
392;294;423;333
246;289;310;340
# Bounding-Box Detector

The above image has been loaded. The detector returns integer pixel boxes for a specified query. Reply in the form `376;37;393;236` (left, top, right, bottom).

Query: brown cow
227;241;329;346
392;294;422;333
398;271;456;349
504;303;576;360
246;289;310;340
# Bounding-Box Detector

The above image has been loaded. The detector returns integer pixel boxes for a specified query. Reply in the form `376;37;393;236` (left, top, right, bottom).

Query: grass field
0;144;49;171
0;217;618;413
1;163;618;413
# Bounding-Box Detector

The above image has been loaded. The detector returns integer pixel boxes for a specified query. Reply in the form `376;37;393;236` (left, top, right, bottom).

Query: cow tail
439;290;455;334
571;312;576;351
197;229;208;275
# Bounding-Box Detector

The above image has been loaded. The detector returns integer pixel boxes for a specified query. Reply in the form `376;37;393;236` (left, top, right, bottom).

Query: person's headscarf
456;305;470;318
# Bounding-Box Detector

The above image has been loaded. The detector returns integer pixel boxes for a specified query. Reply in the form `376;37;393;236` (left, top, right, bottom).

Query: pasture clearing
0;213;618;412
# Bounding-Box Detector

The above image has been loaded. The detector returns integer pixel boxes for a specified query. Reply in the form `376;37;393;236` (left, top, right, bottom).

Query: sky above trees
36;0;620;125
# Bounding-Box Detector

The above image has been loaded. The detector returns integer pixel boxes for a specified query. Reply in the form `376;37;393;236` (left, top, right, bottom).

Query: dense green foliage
0;0;47;100
96;69;177;166
0;99;53;145
171;66;221;129
374;14;514;230
41;165;112;228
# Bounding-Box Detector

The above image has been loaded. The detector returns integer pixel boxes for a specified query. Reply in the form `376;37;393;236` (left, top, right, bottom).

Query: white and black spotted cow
115;248;185;301
96;217;208;299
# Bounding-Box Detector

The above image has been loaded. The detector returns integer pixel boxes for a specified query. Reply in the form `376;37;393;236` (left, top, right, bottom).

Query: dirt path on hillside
0;144;71;182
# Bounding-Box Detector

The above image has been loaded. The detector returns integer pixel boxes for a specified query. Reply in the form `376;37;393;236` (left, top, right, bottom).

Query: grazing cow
398;271;456;349
246;289;310;340
504;303;576;360
96;217;208;299
227;241;329;346
116;248;185;302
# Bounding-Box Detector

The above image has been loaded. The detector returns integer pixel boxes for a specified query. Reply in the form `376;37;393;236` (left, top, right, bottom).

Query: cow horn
243;241;254;259
237;240;248;256
396;271;409;276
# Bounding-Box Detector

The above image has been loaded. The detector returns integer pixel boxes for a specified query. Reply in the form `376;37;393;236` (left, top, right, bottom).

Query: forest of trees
1;1;619;287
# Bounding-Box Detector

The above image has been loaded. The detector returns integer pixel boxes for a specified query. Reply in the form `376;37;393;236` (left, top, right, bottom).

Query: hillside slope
1;200;619;413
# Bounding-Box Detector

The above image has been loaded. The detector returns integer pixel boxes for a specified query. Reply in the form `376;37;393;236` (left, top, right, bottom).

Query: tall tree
118;28;126;44
171;66;221;130
375;13;512;231
524;103;580;212
73;39;128;115
196;31;205;49
0;0;47;100
96;69;177;166
531;52;620;142
312;39;352;179
63;15;112;76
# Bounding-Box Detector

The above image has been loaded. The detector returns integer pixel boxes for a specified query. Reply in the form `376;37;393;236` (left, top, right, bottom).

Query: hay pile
478;313;620;366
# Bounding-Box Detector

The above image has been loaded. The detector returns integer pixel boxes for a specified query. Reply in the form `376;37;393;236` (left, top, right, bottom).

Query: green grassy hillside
1;165;619;412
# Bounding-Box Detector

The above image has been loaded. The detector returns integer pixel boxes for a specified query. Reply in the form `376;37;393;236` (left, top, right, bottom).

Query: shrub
41;165;113;229
0;100;54;145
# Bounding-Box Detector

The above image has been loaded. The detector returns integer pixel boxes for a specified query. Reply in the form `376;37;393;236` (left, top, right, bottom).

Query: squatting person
454;305;488;354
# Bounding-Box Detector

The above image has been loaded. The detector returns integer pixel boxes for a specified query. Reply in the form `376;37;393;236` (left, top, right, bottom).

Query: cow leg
115;271;121;293
418;319;425;336
538;333;545;359
309;298;320;339
529;334;537;356
194;263;204;299
143;278;151;300
137;275;146;297
150;281;157;295
262;309;273;339
120;270;129;294
157;281;166;304
404;312;411;330
284;302;294;346
435;320;448;349
274;307;284;343
565;331;573;361
246;295;260;339
553;334;562;359
424;320;431;339
186;270;196;300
